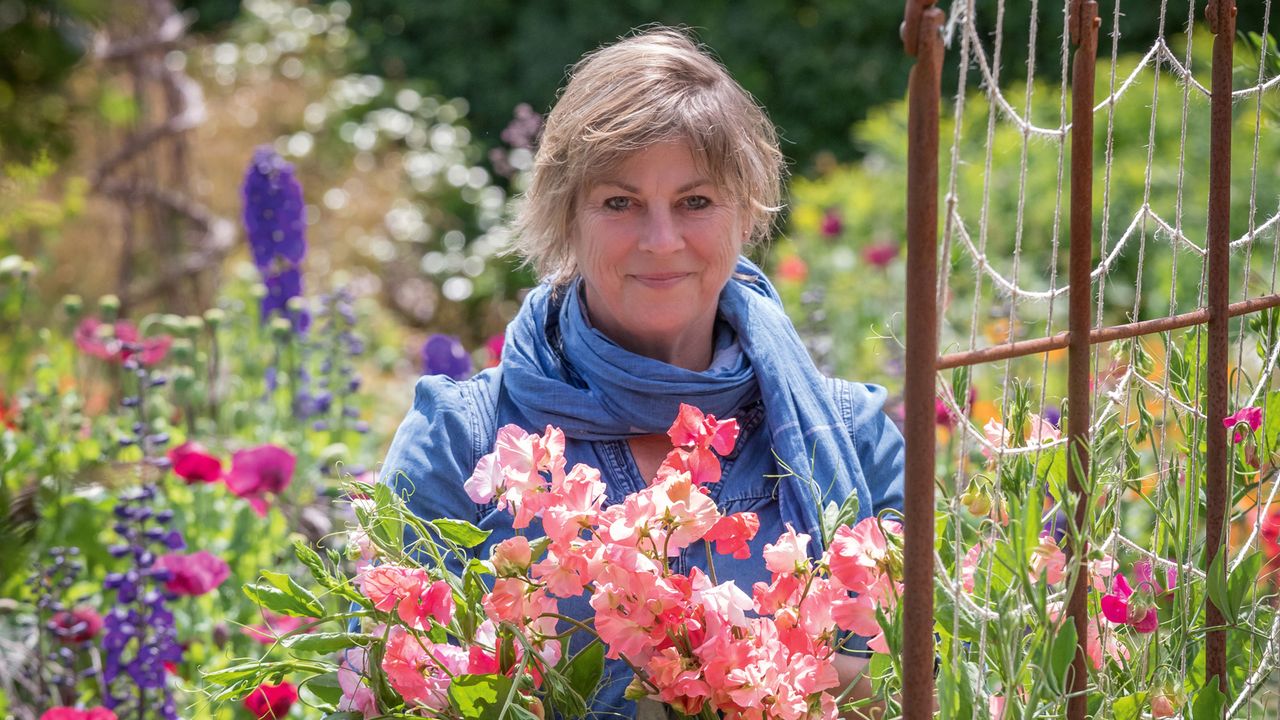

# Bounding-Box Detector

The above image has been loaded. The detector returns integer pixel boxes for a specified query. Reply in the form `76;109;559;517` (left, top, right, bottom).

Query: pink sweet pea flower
703;512;760;560
337;648;379;718
491;536;532;577
762;524;811;577
40;708;117;720
74;318;172;366
381;626;467;710
1224;406;1263;443
168;442;223;484
359;565;453;631
667;404;739;456
156;550;230;596
1100;571;1157;633
224;445;296;516
1029;534;1066;585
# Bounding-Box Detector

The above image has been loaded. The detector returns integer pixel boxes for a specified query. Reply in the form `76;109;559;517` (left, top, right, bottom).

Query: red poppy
243;681;298;719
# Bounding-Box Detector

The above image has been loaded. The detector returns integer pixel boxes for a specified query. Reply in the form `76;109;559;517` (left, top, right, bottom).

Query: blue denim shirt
380;368;904;717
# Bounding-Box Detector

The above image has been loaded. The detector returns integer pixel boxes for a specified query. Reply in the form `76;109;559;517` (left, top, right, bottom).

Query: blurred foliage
188;0;532;347
165;0;1272;169
779;34;1280;394
0;0;108;162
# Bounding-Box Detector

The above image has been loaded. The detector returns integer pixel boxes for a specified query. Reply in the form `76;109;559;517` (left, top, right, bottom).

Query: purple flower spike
421;333;472;380
242;147;307;272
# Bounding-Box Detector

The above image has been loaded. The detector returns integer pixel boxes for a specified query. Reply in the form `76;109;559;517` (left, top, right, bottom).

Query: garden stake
900;0;945;717
1204;0;1238;701
1067;3;1099;719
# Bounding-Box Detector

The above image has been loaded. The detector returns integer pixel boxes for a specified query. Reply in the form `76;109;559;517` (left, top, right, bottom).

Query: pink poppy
51;606;103;643
224;445;296;516
243;681;297;719
40;709;117;720
74;318;172;366
168;442;223;484
156;550;230;596
1224;406;1263;443
861;242;899;268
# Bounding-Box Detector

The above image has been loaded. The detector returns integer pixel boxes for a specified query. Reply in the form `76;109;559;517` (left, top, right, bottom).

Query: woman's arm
832;654;885;719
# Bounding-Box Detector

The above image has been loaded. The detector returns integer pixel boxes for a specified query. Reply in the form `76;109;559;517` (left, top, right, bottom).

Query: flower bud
98;294;121;322
61;294;83;319
491;536;532;578
269;316;293;341
203;307;225;329
170;339;195;364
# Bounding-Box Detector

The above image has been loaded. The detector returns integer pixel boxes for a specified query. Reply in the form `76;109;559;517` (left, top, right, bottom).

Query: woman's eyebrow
593;179;713;193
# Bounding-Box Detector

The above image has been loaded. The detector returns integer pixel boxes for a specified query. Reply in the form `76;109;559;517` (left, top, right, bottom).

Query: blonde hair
510;26;786;286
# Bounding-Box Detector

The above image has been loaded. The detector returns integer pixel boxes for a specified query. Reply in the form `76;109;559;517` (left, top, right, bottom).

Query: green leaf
243;572;325;618
1191;683;1226;720
431;518;491;548
1206;551;1231;625
833;489;861;531
1112;693;1146;720
203;660;294;686
1227;551;1264;623
448;674;516;720
1046;621;1078;693
281;632;374;654
301;672;345;706
564;641;605;713
1264;391;1280;457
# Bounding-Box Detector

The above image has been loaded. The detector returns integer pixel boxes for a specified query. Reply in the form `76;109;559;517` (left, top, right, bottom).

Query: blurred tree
0;0;108;162
326;0;1269;169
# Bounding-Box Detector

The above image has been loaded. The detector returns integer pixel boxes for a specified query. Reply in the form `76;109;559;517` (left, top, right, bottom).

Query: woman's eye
604;196;632;211
682;195;711;210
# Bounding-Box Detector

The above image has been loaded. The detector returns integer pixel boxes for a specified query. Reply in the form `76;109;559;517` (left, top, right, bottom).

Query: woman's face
572;141;745;369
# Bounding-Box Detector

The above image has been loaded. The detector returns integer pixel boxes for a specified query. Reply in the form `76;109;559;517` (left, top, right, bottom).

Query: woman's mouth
631;272;692;289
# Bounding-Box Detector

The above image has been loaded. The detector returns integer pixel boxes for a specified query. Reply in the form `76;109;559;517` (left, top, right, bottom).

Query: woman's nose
639;207;684;254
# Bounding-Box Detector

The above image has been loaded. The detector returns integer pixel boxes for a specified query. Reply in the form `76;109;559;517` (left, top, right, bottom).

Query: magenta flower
40;709;117;720
74;318;172;366
861;241;899;269
819;209;843;238
1223;406;1263;443
156;550;230;597
484;333;505;368
224;445;296;516
1100;561;1174;633
168;442;223;484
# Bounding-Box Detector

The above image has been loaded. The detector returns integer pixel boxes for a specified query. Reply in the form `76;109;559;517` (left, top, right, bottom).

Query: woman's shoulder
822;377;891;427
381;368;505;488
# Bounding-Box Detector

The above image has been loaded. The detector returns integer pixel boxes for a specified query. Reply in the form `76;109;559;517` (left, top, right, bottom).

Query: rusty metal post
1204;0;1236;700
900;1;945;717
1067;3;1099;719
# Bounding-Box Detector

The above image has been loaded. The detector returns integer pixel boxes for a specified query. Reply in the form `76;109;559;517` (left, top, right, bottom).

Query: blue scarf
502;257;872;541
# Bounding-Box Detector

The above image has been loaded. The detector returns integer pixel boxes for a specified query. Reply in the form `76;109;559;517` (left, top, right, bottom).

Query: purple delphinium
242;147;309;332
101;485;184;720
292;288;370;443
27;547;97;707
421;333;472;380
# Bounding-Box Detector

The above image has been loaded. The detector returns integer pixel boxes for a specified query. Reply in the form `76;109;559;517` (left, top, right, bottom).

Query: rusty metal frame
898;0;1248;717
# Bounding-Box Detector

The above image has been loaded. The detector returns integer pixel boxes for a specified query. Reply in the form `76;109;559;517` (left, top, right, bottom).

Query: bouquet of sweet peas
208;404;905;719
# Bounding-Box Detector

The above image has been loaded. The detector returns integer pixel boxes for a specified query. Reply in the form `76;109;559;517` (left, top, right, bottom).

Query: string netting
922;1;1280;717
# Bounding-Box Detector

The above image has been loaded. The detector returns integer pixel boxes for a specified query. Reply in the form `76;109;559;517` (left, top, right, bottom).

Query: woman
381;27;905;717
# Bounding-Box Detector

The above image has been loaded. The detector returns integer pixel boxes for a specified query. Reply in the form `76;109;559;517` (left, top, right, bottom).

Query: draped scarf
501;257;873;540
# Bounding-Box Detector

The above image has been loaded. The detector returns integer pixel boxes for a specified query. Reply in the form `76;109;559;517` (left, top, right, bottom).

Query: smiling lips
631;272;693;288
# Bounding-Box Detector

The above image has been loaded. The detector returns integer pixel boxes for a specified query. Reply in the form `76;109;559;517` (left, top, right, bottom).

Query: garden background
3;0;1280;718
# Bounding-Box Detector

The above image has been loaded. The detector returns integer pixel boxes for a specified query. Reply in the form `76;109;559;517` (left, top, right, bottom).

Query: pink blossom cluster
451;404;906;719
